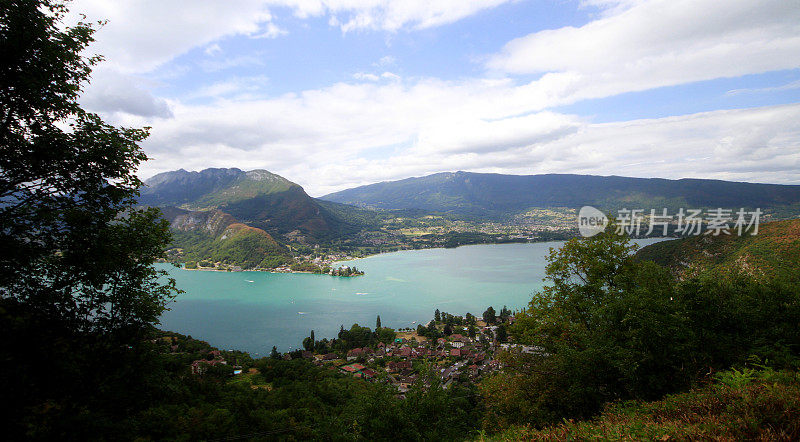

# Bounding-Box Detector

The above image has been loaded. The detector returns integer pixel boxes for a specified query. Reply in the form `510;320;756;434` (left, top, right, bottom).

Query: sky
69;0;800;196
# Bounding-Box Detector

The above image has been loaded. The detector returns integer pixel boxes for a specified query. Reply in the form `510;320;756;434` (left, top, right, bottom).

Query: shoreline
178;266;362;277
165;236;669;276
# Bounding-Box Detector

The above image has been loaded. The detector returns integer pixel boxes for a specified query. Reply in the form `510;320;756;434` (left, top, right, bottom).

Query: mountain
636;218;800;279
160;206;238;237
160;206;290;269
141;168;342;241
321;172;800;218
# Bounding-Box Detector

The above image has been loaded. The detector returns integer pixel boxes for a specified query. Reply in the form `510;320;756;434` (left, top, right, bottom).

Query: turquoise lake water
158;238;666;355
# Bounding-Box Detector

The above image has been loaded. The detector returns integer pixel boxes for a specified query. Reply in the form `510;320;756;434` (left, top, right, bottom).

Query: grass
228;371;272;391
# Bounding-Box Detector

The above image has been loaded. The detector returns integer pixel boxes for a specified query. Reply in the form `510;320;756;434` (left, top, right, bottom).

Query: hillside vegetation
637;218;800;279
162;206;291;269
480;222;800;439
490;368;800;441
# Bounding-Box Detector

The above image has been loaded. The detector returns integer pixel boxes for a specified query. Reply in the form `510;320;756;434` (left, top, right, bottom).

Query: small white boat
245;280;254;283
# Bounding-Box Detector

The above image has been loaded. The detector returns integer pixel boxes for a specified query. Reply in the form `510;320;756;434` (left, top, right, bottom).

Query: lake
158;238;666;355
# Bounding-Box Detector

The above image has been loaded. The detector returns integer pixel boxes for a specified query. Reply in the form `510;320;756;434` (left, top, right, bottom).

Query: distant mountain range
140;168;800;268
322;171;800;217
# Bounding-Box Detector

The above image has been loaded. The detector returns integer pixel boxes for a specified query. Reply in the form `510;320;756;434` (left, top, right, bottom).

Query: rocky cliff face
159;207;238;238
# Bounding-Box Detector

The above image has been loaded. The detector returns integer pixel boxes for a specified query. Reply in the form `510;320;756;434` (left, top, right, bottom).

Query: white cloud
65;0;800;196
727;79;800;96
188;76;271;100
204;43;222;56
273;0;514;32
252;22;288;38
412;112;583;155
69;0;276;73
375;55;396;67
130;72;800;195
68;0;513;74
294;103;800;195
353;71;401;82
487;0;800;101
80;68;173;118
353;72;380;81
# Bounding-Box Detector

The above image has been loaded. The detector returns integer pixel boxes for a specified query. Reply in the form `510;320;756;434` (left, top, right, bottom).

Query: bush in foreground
487;368;800;441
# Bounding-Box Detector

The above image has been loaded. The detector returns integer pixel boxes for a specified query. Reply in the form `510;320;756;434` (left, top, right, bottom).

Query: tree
443;323;452;336
483;229;690;428
376;315;382;329
483;306;496;324
376;326;396;344
426;322;440;339
1;1;179;437
434;309;441;322
0;0;178;334
499;305;511;323
495;324;507;343
465;312;476;325
270;346;281;359
468;324;476;339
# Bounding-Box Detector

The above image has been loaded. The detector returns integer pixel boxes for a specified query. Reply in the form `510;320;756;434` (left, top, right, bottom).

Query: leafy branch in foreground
1;1;180;438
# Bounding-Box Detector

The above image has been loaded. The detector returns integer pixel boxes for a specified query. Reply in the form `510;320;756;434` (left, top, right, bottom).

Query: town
185;306;538;395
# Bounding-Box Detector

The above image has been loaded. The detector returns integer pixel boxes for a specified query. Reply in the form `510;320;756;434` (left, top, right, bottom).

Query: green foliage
490;368;800;441
330;265;363;276
482;306;496;324
637;218;800;281
170;227;289;269
0;0;179;333
39;333;479;441
0;2;180;438
483;227;800;430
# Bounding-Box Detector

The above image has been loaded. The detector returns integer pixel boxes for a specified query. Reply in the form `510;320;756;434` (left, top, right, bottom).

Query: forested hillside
636;218;800;279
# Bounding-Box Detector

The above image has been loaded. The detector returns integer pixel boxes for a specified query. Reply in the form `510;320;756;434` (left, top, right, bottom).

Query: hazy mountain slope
139;168;244;207
322;172;800;217
636;218;800;279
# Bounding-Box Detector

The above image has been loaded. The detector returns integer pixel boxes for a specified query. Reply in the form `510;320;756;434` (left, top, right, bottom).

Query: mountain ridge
321;171;800;217
140;168;340;242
